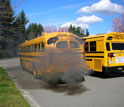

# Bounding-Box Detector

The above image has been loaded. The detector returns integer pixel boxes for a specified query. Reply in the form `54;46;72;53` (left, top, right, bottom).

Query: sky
11;0;124;35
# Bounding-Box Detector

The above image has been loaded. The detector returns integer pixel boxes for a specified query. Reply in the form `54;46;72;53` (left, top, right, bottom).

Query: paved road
1;58;124;107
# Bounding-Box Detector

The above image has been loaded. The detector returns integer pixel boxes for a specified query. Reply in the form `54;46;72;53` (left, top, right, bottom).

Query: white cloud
78;0;124;14
76;15;103;23
61;15;103;29
61;22;89;29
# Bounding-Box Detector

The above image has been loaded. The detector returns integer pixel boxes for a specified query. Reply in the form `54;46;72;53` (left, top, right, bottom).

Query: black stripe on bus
85;56;104;58
86;59;92;61
85;51;104;53
20;55;45;58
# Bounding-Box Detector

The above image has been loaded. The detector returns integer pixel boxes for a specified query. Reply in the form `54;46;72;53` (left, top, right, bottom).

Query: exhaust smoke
36;47;88;84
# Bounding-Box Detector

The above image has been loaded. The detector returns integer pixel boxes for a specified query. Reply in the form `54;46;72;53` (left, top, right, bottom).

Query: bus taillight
108;53;115;57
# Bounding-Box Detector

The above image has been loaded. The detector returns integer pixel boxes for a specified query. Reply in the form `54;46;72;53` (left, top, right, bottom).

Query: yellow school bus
82;32;124;74
19;32;85;84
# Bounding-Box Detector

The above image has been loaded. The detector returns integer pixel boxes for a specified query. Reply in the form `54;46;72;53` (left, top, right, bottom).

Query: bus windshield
112;43;124;50
56;41;68;48
70;41;80;48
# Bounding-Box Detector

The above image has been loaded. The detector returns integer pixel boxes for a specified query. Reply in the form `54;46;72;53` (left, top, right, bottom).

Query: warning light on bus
108;53;115;57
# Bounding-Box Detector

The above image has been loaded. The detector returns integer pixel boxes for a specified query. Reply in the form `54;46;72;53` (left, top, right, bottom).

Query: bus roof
82;32;124;39
19;32;79;47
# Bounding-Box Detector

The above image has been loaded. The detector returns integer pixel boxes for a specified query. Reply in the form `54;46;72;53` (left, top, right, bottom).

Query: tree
68;25;89;37
68;25;84;37
0;0;15;58
14;10;29;41
113;14;124;32
85;29;89;36
43;26;57;33
26;23;44;40
58;27;68;32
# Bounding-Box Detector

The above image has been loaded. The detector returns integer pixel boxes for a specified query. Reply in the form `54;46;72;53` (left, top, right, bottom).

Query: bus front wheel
33;69;40;79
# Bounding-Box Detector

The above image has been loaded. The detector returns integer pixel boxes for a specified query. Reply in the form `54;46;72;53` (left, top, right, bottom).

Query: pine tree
68;25;85;37
85;29;89;36
26;23;44;40
13;10;29;42
0;0;15;58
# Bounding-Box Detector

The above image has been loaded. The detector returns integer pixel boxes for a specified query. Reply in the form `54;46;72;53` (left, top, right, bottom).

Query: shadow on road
41;83;89;95
6;67;89;95
90;72;124;79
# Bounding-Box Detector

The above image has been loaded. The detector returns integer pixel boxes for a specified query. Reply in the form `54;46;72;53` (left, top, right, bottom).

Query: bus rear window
106;43;110;51
48;37;58;45
56;41;68;48
112;43;124;50
70;41;80;48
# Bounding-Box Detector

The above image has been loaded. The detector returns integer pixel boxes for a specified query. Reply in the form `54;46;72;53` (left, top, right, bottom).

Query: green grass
0;67;30;107
0;57;18;60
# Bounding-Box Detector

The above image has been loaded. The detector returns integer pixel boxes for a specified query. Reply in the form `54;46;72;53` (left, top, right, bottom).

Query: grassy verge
0;67;30;107
0;57;18;60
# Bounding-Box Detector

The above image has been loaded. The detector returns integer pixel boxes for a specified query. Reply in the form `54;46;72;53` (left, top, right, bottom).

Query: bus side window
32;45;34;52
106;43;110;51
26;46;28;52
34;44;37;52
28;46;30;52
90;41;96;52
29;45;31;52
27;46;29;52
38;44;41;52
24;47;26;52
85;42;88;52
41;42;45;52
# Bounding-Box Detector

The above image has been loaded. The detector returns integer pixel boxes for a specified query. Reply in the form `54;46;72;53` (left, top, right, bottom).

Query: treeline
0;0;89;58
0;0;44;58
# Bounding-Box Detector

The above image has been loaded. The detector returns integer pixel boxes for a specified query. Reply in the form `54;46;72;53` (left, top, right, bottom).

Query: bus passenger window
38;44;40;51
41;42;45;52
31;45;33;52
70;41;80;48
56;41;68;48
85;42;88;52
112;43;124;50
27;46;29;52
34;44;37;52
26;47;27;52
90;41;96;51
24;47;26;52
106;43;110;51
29;46;31;52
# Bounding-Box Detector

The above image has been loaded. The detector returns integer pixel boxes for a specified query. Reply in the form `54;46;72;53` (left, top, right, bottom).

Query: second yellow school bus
82;32;124;74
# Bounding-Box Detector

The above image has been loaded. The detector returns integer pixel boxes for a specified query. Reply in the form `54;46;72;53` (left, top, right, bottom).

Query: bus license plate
115;57;124;63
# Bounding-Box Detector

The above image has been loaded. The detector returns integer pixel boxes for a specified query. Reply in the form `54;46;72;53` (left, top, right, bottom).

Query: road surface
0;58;124;107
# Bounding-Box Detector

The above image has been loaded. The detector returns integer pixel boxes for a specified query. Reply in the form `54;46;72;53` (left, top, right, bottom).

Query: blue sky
11;0;124;35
